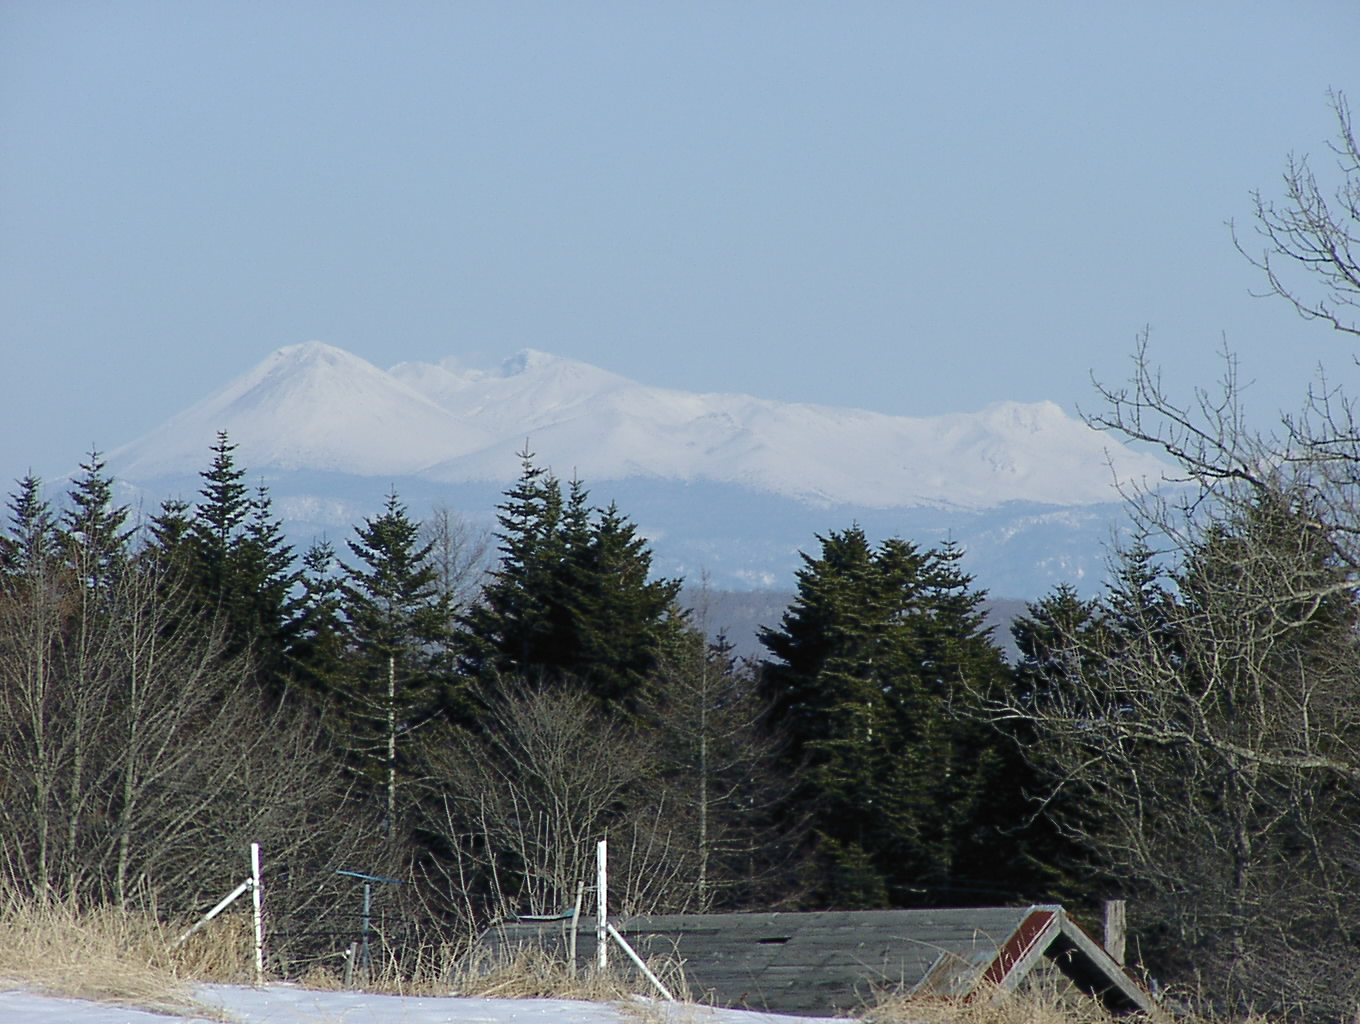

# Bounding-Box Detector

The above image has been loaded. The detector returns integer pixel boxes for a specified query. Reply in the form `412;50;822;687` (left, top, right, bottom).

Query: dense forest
0;443;1053;923
3;96;1359;1021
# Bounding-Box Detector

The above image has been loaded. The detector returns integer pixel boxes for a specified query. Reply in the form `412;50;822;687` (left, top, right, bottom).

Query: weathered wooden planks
483;906;1035;1013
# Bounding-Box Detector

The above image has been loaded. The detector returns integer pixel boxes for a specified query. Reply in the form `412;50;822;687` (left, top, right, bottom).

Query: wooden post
596;839;608;971
569;879;585;979
343;942;358;988
1103;899;1126;966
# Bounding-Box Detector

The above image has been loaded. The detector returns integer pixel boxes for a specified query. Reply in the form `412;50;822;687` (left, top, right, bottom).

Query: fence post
251;842;265;985
343;942;357;987
170;843;263;957
361;881;373;975
569;879;585;979
1103;899;1126;966
596;839;608;971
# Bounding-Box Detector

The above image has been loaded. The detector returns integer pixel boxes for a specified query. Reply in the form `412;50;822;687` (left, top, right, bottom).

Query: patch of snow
0;984;836;1024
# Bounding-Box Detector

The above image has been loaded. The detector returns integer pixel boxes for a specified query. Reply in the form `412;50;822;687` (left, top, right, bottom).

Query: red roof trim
980;908;1055;987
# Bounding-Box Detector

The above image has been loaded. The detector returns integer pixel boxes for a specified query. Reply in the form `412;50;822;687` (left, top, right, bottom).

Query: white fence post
170;842;265;982
251;842;265;986
596;839;608;971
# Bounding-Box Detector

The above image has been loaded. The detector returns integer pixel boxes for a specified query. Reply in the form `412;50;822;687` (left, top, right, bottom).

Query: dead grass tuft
292;937;690;1007
452;945;689;1003
0;892;253;1018
859;979;1123;1024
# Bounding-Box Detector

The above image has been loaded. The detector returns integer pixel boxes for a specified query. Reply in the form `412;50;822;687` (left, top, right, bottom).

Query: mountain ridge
107;341;1166;511
98;341;1162;596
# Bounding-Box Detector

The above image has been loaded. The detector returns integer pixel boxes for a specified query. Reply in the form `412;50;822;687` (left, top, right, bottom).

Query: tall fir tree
759;528;1011;907
461;454;682;708
60;451;131;590
145;498;194;568
997;583;1108;905
290;539;349;699
1;475;59;580
168;434;301;688
339;491;455;824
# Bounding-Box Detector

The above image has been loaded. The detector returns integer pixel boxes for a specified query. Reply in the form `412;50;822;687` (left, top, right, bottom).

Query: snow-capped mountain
102;341;1167;596
110;343;493;479
109;341;1164;509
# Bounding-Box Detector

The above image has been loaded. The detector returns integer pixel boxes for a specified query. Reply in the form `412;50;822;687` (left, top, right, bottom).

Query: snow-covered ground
0;984;835;1023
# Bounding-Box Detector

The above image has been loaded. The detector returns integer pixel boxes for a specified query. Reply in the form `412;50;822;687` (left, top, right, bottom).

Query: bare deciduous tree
423;679;703;922
644;630;803;912
1234;90;1360;338
997;349;1360;1017
0;541;390;965
994;96;1360;1019
421;503;493;613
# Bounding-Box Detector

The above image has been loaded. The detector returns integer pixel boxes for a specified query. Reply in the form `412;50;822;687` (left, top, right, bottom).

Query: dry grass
0;893;253;1018
452;945;689;1004
293;938;690;1006
859;979;1129;1024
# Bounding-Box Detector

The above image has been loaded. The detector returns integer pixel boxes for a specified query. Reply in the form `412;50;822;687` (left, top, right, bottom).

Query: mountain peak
497;348;558;375
108;342;490;479
268;339;368;369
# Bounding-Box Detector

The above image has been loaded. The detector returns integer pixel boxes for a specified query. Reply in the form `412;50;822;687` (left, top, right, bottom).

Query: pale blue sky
2;1;1358;491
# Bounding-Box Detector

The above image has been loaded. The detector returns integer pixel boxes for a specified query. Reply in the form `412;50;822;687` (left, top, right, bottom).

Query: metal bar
606;922;675;1002
335;869;406;885
171;878;252;949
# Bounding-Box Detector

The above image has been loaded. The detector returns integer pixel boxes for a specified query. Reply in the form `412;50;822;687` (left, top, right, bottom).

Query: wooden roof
481;905;1159;1016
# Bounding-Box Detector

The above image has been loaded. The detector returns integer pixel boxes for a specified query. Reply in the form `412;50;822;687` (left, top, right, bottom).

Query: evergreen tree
235;483;302;681
339;491;454;824
1011;583;1103;705
60;452;131;589
187;435;298;664
290;539;349;699
1;475;59;580
145;498;194;564
564;499;685;703
141;434;300;689
459;453;564;680
998;583;1107;904
759;528;1011;907
191;432;252;569
461;454;682;707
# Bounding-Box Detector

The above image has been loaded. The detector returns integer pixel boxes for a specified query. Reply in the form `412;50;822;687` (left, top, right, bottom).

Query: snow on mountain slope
391;348;636;437
109;342;1168;510
108;342;491;478
415;370;1165;508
